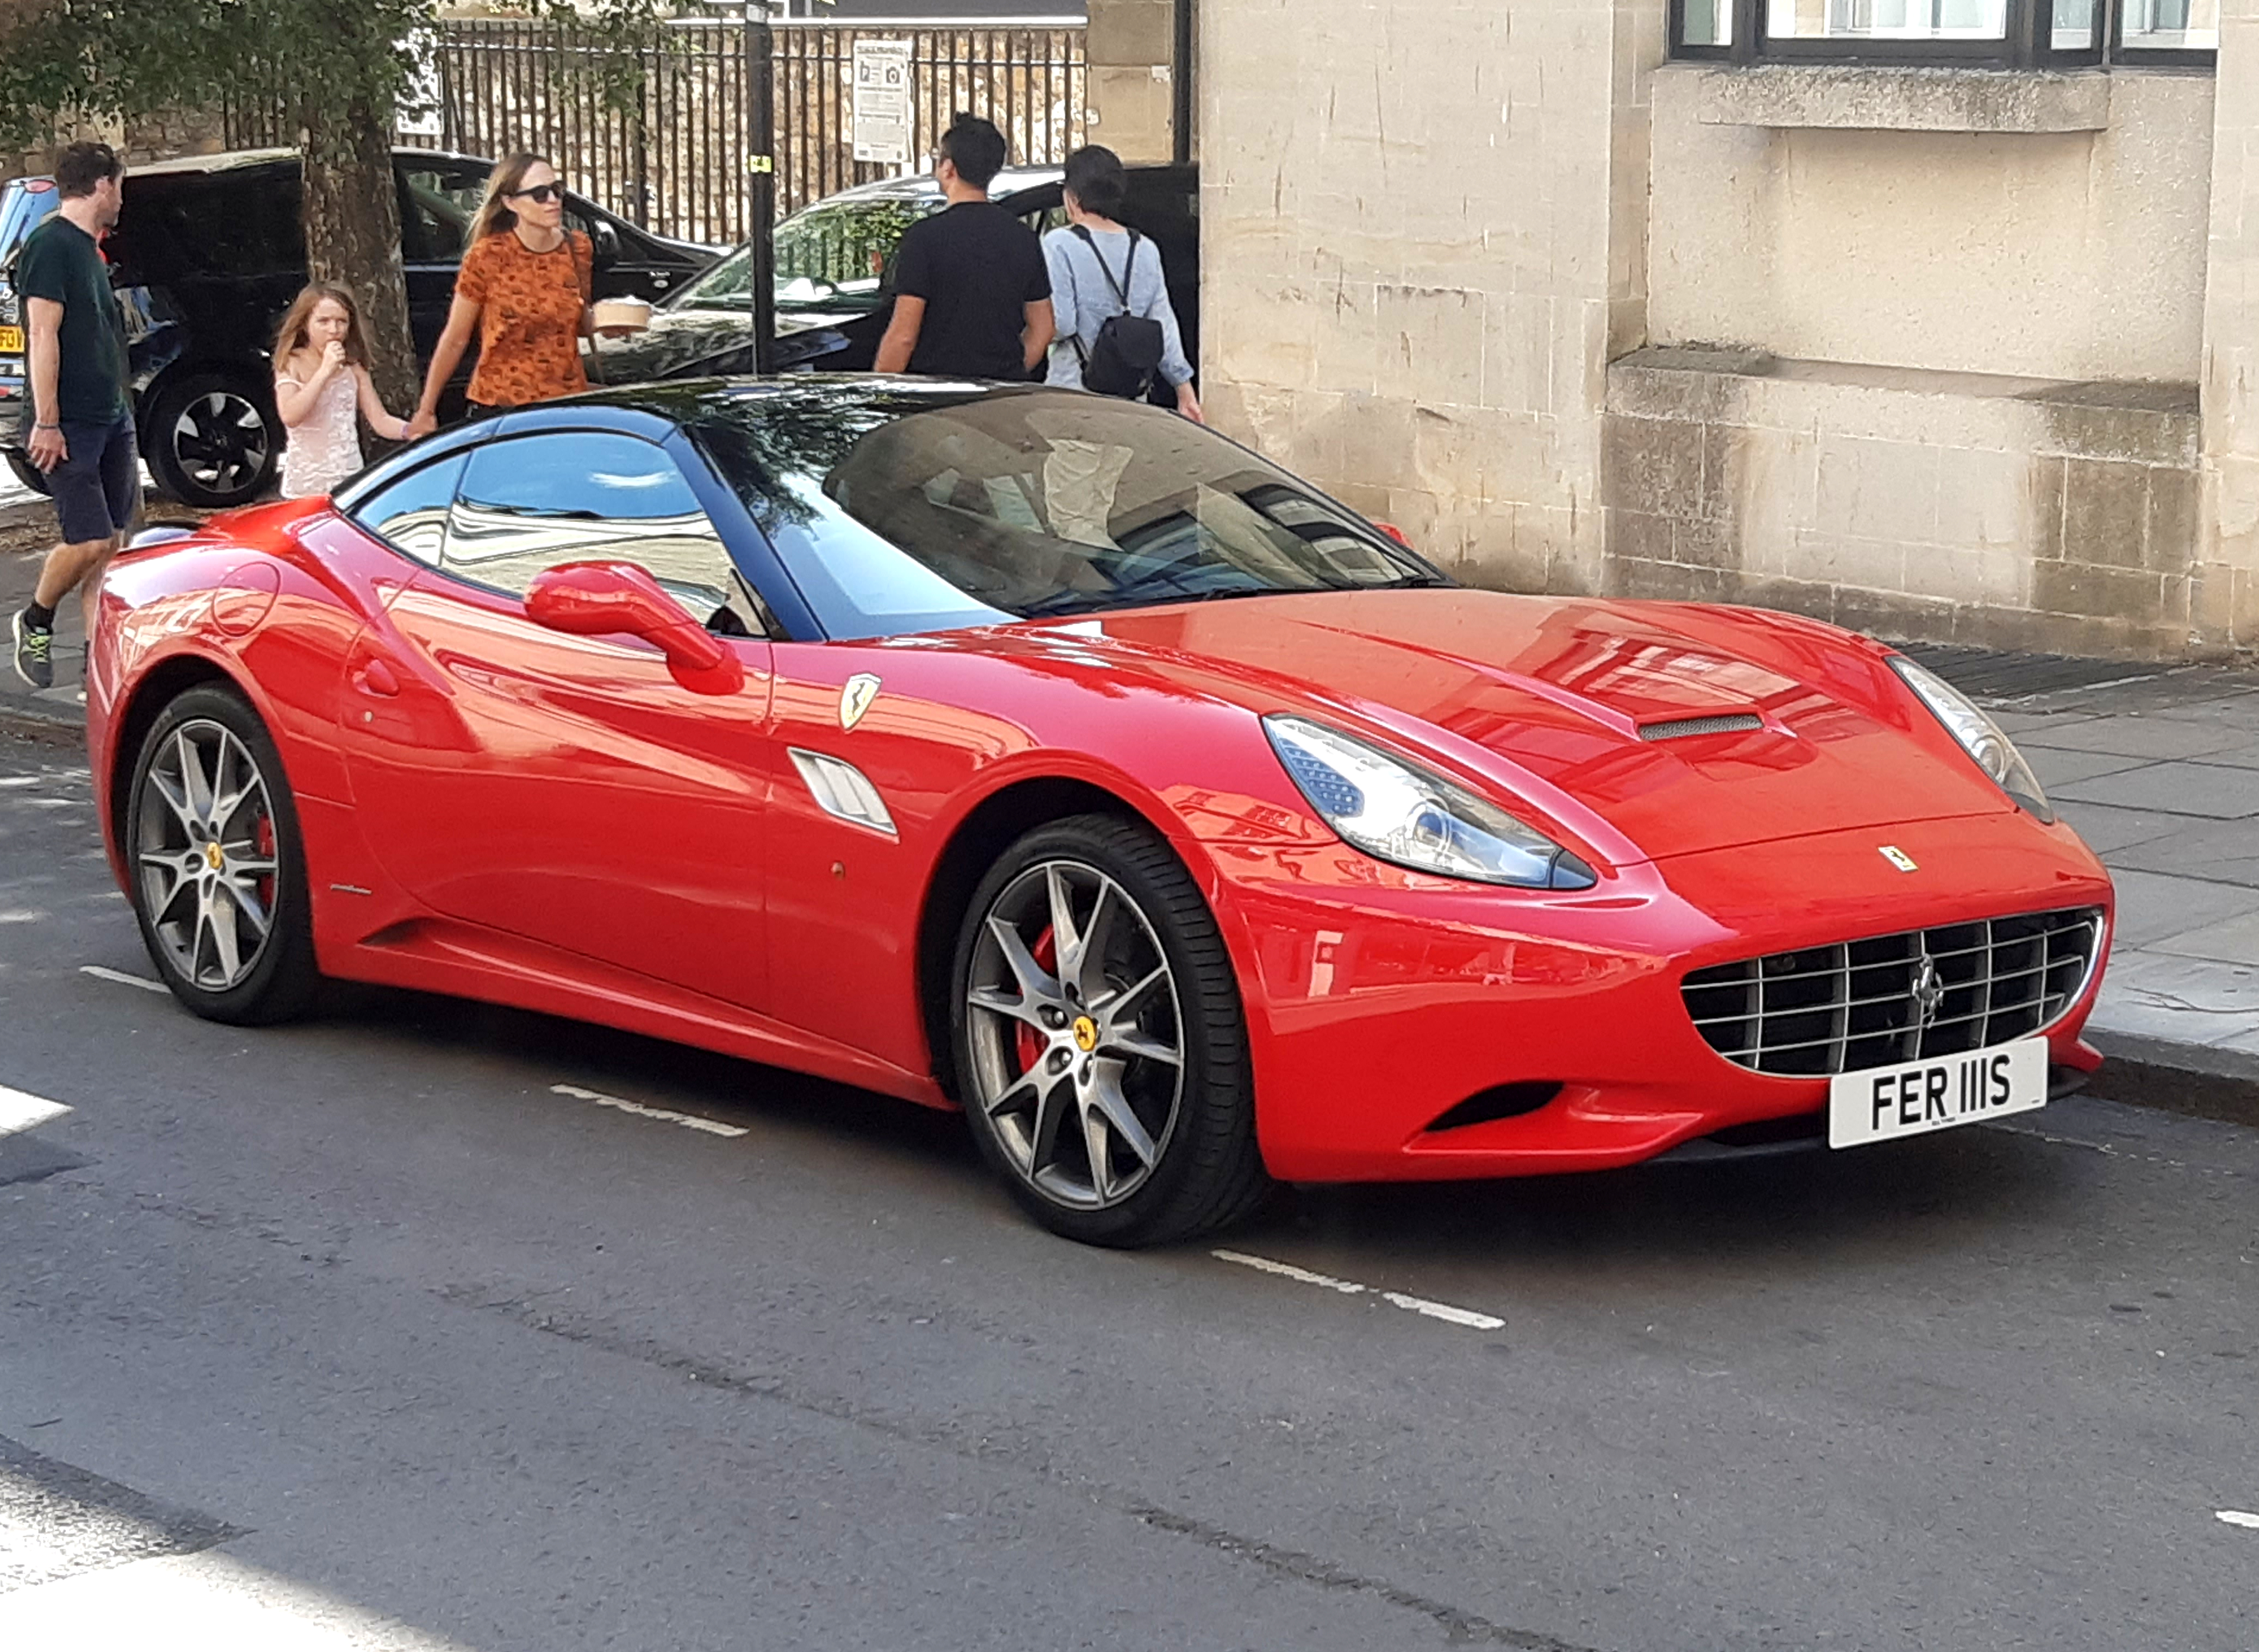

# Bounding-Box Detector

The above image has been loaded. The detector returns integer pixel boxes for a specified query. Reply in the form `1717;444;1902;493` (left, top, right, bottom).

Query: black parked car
0;148;719;508
589;164;1199;390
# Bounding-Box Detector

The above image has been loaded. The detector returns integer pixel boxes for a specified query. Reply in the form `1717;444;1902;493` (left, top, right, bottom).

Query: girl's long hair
470;152;552;243
272;282;368;367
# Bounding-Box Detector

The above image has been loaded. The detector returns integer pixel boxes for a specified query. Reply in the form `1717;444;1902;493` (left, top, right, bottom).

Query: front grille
1639;713;1764;741
1682;907;2104;1077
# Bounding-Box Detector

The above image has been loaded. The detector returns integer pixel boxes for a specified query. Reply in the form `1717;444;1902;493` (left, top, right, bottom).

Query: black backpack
1068;226;1165;400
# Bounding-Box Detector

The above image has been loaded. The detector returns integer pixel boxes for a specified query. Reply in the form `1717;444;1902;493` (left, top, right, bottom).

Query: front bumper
1211;809;2113;1182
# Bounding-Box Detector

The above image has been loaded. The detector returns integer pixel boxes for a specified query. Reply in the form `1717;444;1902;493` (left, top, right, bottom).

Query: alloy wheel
135;719;281;992
170;390;270;498
963;859;1185;1211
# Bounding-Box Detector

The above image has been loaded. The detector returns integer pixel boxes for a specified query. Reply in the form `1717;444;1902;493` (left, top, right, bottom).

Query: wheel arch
107;652;255;858
914;774;1169;1101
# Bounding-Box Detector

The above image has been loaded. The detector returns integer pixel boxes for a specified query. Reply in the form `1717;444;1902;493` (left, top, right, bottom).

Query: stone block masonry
1603;350;2209;660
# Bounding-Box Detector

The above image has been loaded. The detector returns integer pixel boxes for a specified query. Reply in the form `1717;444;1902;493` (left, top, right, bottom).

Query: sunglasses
509;183;564;204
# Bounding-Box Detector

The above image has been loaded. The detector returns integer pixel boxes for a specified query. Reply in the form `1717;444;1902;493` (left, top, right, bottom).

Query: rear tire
145;371;278;508
4;447;51;497
125;684;319;1025
950;813;1270;1247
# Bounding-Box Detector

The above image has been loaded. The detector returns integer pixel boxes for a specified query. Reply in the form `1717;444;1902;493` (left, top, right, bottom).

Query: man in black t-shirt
10;141;132;693
874;114;1053;382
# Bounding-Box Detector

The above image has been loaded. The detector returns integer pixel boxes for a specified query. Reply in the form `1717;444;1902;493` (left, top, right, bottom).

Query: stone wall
1087;0;1175;164
1648;66;2216;386
2197;0;2259;647
1199;0;1664;597
121;108;231;167
1604;348;2204;658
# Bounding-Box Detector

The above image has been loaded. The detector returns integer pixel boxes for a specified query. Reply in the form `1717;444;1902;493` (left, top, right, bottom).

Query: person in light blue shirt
1041;146;1201;422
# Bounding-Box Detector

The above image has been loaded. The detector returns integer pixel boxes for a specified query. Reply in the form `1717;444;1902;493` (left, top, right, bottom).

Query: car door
568;201;693;304
335;425;776;1011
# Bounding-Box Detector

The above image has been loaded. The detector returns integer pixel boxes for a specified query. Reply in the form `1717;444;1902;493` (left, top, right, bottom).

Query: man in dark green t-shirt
10;141;130;692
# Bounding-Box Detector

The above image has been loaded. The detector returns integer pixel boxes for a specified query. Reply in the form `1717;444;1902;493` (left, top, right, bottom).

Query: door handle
355;658;401;697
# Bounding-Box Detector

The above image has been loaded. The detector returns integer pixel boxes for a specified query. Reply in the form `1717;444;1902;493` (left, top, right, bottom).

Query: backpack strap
1069;223;1140;310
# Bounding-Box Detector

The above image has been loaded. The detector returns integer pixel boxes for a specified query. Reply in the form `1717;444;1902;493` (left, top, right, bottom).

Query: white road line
1212;1249;1367;1294
2218;1510;2259;1530
0;1085;72;1138
1381;1291;1507;1331
79;964;167;994
550;1083;748;1138
1212;1250;1504;1331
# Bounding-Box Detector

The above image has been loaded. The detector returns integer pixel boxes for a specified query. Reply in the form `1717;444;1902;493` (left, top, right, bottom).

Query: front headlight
1889;657;2052;822
1264;715;1597;889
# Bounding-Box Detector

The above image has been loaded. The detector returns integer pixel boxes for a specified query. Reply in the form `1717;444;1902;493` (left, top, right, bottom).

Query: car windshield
693;387;1443;639
0;178;60;278
671;195;941;316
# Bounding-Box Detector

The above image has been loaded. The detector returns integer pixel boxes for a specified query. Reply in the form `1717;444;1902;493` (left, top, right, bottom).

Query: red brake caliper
253;813;277;906
1013;927;1057;1074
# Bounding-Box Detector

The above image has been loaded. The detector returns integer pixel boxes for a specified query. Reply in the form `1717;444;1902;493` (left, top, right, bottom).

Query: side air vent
1424;1082;1562;1133
1639;713;1765;742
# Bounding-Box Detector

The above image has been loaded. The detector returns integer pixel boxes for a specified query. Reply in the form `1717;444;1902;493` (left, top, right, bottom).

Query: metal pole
747;1;777;375
1172;0;1194;168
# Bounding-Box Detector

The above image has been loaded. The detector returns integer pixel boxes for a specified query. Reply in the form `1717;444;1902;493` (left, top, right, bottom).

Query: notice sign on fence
851;39;914;165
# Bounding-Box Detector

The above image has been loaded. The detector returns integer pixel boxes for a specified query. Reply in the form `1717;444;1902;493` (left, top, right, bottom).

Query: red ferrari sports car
88;380;2114;1245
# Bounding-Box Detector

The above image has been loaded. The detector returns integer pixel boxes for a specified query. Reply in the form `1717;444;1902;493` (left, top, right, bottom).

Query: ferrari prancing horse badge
840;673;882;731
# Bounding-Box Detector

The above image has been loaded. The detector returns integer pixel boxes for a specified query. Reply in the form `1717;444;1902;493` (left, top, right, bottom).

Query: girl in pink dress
272;284;409;500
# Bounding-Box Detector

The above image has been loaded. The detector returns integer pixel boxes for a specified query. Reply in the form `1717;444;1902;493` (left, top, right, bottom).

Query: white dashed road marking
1212;1250;1505;1332
550;1083;748;1138
2219;1510;2259;1530
80;964;168;993
0;1084;72;1137
1381;1291;1507;1331
1212;1250;1368;1294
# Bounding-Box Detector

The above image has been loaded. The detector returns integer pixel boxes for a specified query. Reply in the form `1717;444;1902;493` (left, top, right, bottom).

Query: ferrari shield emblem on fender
1878;845;1919;873
839;673;881;732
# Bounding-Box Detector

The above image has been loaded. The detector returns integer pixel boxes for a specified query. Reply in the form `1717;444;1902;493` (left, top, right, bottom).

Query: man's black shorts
48;412;138;545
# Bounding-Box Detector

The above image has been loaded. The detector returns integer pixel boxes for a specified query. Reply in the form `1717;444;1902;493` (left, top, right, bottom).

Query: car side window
346;452;470;564
397;166;478;264
446;432;754;631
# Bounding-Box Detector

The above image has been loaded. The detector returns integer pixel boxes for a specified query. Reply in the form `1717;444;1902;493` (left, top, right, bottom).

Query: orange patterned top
458;229;592;407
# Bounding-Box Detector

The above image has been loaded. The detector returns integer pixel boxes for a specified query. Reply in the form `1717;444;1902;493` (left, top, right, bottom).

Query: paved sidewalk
4;512;2256;1101
1900;643;2259;1092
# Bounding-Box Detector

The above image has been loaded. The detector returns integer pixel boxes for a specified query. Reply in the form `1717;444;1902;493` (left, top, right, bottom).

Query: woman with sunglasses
408;154;600;438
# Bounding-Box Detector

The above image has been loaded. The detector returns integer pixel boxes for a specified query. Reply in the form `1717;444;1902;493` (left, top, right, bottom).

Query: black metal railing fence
229;17;1087;245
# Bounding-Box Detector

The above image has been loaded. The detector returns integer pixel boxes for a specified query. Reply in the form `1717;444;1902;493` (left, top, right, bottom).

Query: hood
1072;589;2012;863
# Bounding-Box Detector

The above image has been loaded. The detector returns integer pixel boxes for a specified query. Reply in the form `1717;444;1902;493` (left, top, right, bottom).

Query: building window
1670;0;2216;64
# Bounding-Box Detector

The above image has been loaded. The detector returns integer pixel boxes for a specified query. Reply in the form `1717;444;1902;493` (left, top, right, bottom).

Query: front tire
950;814;1269;1246
126;684;318;1024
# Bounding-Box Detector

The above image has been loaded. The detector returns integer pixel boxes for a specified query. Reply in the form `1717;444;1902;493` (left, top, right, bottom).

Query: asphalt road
1;736;2254;1651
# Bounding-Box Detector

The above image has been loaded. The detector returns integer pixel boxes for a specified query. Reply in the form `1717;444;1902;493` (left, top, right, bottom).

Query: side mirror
526;561;745;696
589;218;623;267
1372;521;1414;550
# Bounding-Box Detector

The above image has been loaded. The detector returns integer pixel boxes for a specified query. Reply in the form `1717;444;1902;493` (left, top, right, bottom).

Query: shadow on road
291;976;2087;1280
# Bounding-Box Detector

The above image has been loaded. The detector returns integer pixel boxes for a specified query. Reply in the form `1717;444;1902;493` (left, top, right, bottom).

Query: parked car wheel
127;684;319;1025
145;372;279;508
4;446;51;497
950;814;1269;1248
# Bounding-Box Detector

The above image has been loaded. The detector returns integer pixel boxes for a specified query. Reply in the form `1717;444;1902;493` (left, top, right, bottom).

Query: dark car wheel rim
136;720;280;992
171;391;270;496
966;859;1184;1211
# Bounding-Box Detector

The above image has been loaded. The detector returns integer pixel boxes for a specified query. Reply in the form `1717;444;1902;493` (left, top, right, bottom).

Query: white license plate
1828;1036;2047;1149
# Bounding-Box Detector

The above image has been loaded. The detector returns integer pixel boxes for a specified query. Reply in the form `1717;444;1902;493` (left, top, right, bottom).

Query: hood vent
1639;713;1764;743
